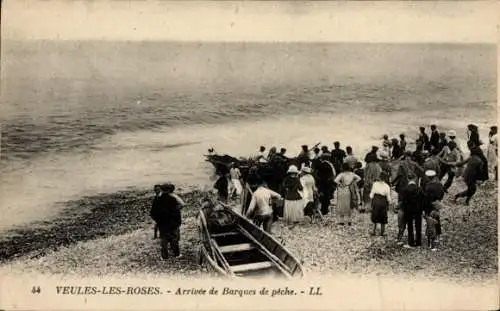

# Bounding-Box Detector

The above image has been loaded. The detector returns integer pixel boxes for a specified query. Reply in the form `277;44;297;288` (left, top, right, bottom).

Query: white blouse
369;181;391;204
300;174;317;202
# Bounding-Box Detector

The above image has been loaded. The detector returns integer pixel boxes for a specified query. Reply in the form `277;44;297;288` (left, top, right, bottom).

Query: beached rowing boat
197;188;304;279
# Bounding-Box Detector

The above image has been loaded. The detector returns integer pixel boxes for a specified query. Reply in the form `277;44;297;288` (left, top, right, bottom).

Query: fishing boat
204;154;250;176
197;185;304;279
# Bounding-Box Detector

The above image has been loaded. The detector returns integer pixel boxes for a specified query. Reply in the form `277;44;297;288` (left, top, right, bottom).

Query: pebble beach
1;176;496;284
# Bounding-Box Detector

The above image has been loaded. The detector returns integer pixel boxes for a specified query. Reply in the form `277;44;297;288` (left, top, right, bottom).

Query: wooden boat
197;185;304;279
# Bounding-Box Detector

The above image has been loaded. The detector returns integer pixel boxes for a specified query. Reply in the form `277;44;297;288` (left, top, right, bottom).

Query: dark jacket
391;144;404;160
214;176;229;196
418;133;431;151
281;175;303;200
463;154;484;184
150;193;182;229
399;182;423;215
423;180;444;215
364;151;378;163
468;131;481;147
394;159;425;194
331;149;347;173
430;131;440;150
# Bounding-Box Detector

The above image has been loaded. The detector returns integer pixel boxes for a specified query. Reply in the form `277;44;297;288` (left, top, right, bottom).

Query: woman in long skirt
282;165;304;224
334;163;361;225
369;172;392;236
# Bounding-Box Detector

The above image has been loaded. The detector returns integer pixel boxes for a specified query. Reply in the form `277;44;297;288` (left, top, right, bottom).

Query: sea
0;41;496;231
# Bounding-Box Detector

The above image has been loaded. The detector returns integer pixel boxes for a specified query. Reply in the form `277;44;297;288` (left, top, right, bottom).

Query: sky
2;1;498;43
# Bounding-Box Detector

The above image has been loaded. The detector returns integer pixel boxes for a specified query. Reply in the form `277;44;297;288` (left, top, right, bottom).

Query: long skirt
336;186;352;223
231;178;243;196
284;199;305;223
371;194;388;224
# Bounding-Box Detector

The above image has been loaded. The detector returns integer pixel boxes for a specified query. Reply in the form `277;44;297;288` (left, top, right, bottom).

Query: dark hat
467;124;478;130
161;183;175;192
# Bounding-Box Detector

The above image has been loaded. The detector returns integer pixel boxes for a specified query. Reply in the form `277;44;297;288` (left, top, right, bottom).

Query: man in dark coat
316;153;336;215
423;170;444;244
398;176;424;247
150;183;183;259
331;141;347;174
214;173;229;203
418;126;431;152
430;124;440;151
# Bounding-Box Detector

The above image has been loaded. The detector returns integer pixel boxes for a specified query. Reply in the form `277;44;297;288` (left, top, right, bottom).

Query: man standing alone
150;183;183;259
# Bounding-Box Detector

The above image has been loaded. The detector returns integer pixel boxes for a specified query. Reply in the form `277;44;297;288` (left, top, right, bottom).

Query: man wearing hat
430;125;441;151
418;126;431;152
423;169;444;244
398;174;423;247
331;141;347;175
316;153;336;215
150;183;183;259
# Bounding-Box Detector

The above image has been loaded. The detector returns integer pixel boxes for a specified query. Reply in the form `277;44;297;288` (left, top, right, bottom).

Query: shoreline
0;186;206;262
0;177;497;283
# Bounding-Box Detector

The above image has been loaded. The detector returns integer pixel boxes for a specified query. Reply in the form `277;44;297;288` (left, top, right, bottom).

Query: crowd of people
212;124;497;250
148;124;497;259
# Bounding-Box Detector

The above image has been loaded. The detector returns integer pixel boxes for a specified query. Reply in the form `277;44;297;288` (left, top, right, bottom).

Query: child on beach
425;210;440;251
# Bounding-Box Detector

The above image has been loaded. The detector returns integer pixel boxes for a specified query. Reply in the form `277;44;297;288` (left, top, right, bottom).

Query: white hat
447;130;457;137
301;166;312;173
425;170;437;177
287;165;299;174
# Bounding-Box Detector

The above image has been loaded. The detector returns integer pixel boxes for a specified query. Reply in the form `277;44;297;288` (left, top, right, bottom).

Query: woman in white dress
334;163;361;226
487;126;498;180
300;166;316;207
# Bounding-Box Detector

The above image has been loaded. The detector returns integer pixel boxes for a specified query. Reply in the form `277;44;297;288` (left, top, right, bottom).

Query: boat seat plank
212;231;240;238
219;243;255;253
230;261;273;273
